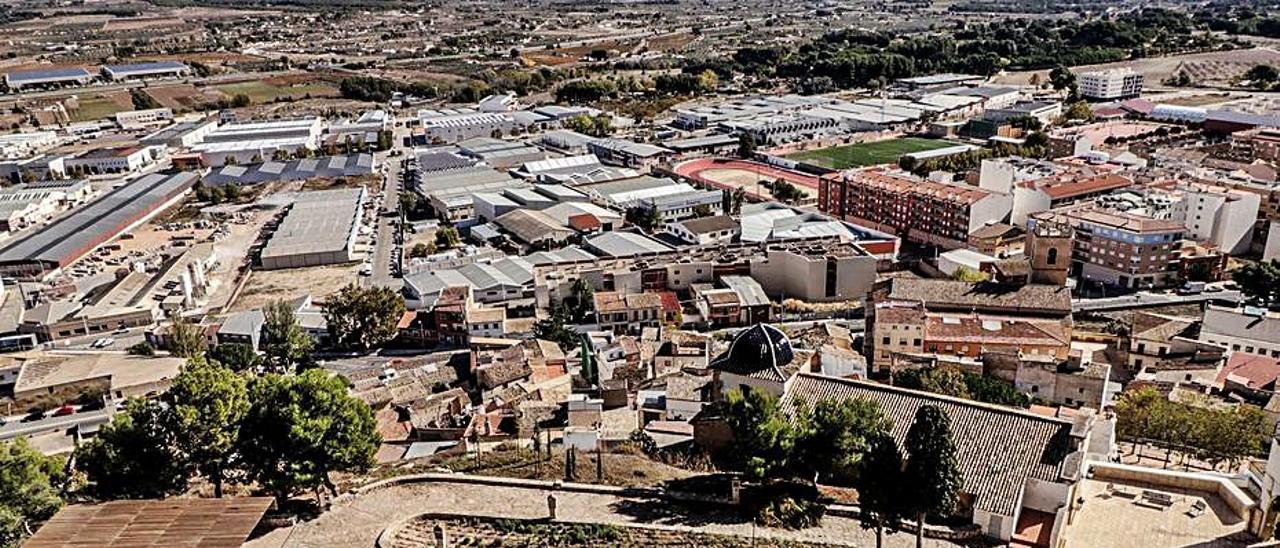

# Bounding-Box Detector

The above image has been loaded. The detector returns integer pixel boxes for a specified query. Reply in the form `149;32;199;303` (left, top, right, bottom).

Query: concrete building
418;111;519;143
985;101;1063;126
100;61;189;81
820;169;1012;250
3;68;94;90
64;146;158;174
192;117;322;167
140;119;219;149
1035;209;1184;289
587;139;673;169
1079;68;1144;100
0;172;196;279
667;215;739;245
0;131;59;161
1200;305;1280;360
1174;183;1261;255
115;108;174;130
259;188;365;269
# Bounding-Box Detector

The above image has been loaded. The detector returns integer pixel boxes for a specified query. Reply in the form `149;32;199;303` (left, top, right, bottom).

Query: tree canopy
76;398;190;500
0;439;65;548
902;405;963;548
237;369;380;503
262;299;313;371
166;357;249;498
324;284;406;351
1233;259;1280;307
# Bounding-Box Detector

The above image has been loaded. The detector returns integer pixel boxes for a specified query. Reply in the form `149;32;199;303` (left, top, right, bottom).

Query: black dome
711;323;794;374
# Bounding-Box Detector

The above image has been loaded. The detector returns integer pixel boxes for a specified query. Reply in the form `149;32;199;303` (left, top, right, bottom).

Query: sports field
786;137;959;169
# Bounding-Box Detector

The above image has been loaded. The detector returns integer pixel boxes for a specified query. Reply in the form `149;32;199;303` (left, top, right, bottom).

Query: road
0;407;113;441
1072;290;1242;312
365;122;410;289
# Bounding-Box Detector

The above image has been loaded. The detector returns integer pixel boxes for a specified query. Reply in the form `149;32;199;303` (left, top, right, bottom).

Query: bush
741;481;825;529
126;342;155;356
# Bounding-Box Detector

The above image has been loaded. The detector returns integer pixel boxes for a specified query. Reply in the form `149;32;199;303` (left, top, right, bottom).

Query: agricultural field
785;137;959;169
69;91;133;122
212;78;338;104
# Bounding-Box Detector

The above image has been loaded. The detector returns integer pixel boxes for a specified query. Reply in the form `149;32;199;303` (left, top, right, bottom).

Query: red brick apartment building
819;169;1011;250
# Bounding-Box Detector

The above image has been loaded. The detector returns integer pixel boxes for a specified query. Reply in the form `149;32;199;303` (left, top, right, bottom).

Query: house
594;291;666;334
1217;353;1280;404
779;373;1096;542
709;323;798;398
667;215;740;245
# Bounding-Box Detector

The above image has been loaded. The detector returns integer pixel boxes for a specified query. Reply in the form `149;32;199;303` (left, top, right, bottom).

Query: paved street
250;480;958;548
365;123;410;290
1072;289;1242;312
0;407;112;440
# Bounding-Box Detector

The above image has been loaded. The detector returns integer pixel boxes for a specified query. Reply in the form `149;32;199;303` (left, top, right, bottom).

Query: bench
1187;499;1207;518
1140;490;1175;508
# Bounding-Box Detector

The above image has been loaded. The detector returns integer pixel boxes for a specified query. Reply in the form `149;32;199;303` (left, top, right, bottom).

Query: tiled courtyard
1061;479;1253;548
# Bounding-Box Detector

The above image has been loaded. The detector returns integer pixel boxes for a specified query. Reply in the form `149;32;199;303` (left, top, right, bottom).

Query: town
2;1;1280;547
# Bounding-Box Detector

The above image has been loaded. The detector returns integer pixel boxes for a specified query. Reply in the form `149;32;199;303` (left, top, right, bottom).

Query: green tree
130;88;161;110
771;179;805;203
126;342;155;356
857;434;904;548
564;278;595;323
435;226;461;249
793;397;892;486
399;192;419;215
323;284;406;351
75;399;189;500
1233;259;1280;306
723;388;798;480
237;370;380;504
1049;65;1076;92
533;305;578;349
738;132;757;159
262;299;314;371
902;405;963;548
1246;64;1280;88
167;316;205;358
0;439;65;548
209;342;262;372
166;358;249;498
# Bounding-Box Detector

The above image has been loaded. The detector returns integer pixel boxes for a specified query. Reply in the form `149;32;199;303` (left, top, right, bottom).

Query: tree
902;405;963;548
625;205;664;232
723;388;798;480
738;132;757;159
533;305;578;349
262;299;313;371
324;284;406;351
1049;65;1076;92
0;439;65;548
130;89;161;110
166;316;205;358
1063;101;1094;122
1233;259;1280;306
793;397;892;486
237;370;379;505
857;434;904;548
399;192;420;215
564;278;595;323
208;342;262;372
126;342;155;356
435;226;461;249
771;179;805;203
166;358;249;498
1246;64;1280;88
76;399;189;500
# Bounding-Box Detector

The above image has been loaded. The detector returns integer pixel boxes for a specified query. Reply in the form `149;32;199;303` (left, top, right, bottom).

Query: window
882;337;890;345
1046;247;1058;265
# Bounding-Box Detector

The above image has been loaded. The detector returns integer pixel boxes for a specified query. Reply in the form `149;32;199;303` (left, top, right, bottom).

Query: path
250;480;960;548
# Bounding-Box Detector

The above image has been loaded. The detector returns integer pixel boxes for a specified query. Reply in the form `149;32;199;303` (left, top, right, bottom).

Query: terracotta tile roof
926;315;1069;347
781;374;1076;517
1216;353;1280;390
1022;173;1133;200
25;498;275;548
886;278;1072;317
851;169;993;205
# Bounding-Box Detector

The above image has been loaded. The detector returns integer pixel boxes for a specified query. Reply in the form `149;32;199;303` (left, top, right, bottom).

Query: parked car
20;409;44;422
51;405;75;417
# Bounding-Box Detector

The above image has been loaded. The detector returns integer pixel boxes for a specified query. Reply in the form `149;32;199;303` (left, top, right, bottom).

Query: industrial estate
2;1;1280;547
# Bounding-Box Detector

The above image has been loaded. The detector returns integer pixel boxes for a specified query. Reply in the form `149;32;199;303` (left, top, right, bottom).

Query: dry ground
230;263;361;312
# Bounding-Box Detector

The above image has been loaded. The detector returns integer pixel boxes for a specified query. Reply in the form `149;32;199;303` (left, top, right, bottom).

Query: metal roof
0;172;197;268
260;188;364;260
102;61;188;75
4;67;92;84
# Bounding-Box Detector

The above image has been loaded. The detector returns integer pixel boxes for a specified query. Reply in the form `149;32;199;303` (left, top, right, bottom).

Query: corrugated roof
24;497;274;548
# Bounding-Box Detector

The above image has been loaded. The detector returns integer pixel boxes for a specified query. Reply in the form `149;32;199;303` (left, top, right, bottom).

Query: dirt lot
994;47;1280;88
230;263;361;312
70;91;133;122
144;84;223;111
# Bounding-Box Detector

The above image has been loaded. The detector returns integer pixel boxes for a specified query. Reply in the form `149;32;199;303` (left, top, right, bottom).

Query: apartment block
820;169;1011;249
1034;209;1184;289
1078;68;1143;100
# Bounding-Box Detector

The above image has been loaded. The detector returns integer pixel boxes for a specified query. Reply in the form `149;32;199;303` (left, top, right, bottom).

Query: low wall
1087;461;1256;518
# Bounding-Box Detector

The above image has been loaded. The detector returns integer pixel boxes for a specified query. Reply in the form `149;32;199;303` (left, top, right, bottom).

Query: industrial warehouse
0;172;198;280
100;61;190;81
258;187;366;270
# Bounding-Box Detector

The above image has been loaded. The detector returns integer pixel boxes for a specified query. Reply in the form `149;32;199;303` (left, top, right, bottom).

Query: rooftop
24;497;274;548
782;373;1077;517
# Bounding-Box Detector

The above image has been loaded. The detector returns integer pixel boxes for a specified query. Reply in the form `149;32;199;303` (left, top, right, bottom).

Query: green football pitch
785;137;959;169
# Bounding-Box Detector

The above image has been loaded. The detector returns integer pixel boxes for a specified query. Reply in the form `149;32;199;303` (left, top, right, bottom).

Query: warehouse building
140;118;219;149
64;146;159;174
0;172;198;280
259;188;366;270
101;61;190;81
192;118;323;166
0;131;59;161
115;108;174;130
3;68;94;91
202;153;374;186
